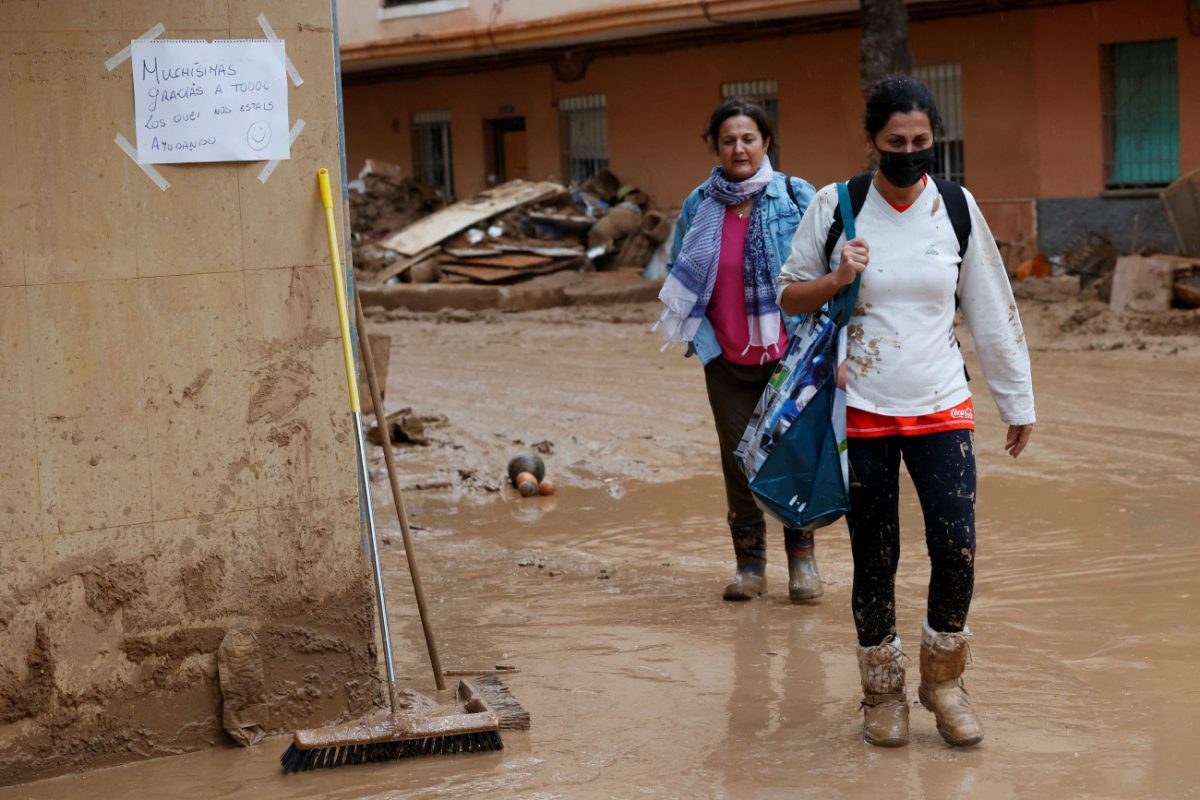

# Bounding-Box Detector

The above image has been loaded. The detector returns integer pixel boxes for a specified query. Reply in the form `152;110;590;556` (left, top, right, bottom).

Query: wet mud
3;291;1198;798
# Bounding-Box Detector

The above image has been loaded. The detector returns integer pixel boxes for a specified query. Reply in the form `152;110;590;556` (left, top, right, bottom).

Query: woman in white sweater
777;77;1035;749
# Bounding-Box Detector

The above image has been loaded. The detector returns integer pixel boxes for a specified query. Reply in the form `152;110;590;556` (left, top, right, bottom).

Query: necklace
734;201;753;219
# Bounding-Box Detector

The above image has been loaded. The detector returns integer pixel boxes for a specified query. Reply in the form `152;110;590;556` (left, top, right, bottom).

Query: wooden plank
1174;275;1200;307
380;180;565;256
1161;169;1200;257
496;244;584;258
372;246;439;284
440;257;582;284
438;252;550;269
444;247;503;259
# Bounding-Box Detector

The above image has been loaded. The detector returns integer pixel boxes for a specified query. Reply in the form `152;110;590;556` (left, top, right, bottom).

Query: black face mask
877;146;936;188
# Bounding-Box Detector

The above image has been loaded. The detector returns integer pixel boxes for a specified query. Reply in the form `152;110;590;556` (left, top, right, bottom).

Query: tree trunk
859;0;913;95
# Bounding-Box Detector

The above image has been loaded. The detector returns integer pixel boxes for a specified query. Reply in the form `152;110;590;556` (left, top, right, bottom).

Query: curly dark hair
864;76;943;139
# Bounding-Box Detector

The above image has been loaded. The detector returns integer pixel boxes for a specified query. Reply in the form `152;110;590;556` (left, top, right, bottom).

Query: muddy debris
351;162;675;289
366;407;448;446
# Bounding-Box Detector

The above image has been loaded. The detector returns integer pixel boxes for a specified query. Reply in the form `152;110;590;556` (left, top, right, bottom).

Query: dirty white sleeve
958;191;1037;426
776;183;839;307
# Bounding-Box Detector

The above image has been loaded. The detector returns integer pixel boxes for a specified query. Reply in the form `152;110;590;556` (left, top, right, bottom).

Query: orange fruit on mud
538;479;556;496
515;472;539;497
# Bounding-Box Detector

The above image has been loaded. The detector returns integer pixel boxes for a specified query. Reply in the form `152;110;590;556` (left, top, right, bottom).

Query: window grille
913;63;964;184
721;80;780;167
560;94;608;184
1104;39;1179;187
412;111;454;202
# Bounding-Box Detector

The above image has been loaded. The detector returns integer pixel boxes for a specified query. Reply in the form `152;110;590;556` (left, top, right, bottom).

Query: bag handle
827;181;862;327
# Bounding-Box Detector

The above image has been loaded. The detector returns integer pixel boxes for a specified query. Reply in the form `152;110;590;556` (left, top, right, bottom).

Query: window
559;94;608;184
1104;39;1179;187
721;80;779;166
380;0;470;20
912;63;964;184
412;111;454;202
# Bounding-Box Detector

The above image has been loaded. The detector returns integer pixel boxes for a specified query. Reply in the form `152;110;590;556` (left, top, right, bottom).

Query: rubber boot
723;520;766;601
784;527;824;602
918;621;983;747
856;635;909;747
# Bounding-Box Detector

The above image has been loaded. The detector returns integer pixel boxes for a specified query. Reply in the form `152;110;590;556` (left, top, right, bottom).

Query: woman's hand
1005;424;1033;458
837;238;869;286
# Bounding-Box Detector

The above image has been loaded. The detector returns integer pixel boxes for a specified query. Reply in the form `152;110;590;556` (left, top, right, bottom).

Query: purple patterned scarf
655;156;781;354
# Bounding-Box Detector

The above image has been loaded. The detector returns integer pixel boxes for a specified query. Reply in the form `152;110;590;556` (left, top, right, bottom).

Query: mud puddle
3;462;1197;799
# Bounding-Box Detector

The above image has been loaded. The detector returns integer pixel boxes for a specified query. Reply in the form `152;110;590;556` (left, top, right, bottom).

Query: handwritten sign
131;39;290;164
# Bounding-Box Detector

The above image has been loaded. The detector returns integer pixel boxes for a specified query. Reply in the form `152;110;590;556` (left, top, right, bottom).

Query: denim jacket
666;172;816;365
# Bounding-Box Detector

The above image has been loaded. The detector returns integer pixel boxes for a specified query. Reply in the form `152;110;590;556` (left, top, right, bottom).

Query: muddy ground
3;276;1198;798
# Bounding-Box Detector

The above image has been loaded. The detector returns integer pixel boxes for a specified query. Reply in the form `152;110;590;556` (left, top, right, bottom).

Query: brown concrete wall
1033;0;1199;197
0;0;376;784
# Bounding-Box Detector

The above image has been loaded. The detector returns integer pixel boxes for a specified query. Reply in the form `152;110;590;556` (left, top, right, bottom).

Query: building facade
337;0;1199;256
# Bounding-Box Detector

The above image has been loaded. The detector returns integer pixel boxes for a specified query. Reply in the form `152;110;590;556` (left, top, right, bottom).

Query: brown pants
703;355;777;526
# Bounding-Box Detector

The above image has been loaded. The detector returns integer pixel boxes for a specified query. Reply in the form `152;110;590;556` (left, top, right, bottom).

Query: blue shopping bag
734;183;861;529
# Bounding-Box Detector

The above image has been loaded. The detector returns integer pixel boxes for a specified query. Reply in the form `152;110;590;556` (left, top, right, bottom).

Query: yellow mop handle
318;168;361;414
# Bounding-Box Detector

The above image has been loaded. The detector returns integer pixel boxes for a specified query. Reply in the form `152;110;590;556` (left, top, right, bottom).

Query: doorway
484;117;528;184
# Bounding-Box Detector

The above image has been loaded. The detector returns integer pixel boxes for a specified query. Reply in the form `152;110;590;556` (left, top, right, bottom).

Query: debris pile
349;164;674;286
349;160;445;273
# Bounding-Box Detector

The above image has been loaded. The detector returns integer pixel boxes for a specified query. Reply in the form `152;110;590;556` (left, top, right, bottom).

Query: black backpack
822;172;972;274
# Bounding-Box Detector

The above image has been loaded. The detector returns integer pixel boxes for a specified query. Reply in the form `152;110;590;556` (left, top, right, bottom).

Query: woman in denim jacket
657;98;820;603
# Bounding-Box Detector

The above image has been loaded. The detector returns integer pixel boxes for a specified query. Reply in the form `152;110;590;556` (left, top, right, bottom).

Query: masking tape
257;13;304;87
115;133;170;191
105;22;166;71
257;119;306;184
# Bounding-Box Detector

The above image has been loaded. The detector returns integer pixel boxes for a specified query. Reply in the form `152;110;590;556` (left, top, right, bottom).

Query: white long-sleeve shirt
778;180;1036;426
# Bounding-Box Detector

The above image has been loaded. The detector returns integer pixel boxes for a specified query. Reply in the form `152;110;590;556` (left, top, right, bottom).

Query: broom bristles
280;730;503;774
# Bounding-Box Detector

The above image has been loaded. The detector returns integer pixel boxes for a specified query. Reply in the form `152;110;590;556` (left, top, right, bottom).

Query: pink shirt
706;209;789;365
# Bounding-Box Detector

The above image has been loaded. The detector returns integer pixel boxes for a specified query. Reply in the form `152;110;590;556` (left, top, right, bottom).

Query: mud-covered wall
0;0;377;785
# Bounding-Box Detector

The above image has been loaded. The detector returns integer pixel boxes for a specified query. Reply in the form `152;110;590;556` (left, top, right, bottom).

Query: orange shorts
847;398;975;439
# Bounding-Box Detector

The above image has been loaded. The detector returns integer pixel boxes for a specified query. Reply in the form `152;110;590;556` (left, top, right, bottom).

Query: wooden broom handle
354;293;447;692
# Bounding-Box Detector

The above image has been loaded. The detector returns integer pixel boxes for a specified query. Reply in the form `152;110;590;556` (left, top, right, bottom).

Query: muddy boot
918;621;983;747
857;636;909;747
784;527;824;602
723;520;766;601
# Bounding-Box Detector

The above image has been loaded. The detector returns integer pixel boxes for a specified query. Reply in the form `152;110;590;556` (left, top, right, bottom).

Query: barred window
559;94;608;184
913;63;964;184
1104;39;1179;187
412;110;454;202
721;80;780;167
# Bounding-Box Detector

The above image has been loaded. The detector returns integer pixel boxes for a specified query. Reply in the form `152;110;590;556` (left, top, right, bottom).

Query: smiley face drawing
246;120;271;152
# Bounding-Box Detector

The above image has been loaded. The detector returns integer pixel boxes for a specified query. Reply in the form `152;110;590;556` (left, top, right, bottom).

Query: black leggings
846;429;976;647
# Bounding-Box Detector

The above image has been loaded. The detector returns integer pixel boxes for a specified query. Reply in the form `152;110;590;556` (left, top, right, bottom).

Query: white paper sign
131;39;290;164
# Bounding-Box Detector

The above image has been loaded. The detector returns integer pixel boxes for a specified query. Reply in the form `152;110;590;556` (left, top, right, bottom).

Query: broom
281;169;526;774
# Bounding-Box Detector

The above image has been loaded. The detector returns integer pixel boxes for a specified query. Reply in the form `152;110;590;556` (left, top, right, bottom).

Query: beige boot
856;636;909;747
918;621;983;747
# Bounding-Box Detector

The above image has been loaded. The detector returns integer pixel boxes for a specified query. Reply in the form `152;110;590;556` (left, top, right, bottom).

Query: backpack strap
823;172;873;266
826;182;863;327
776;172;800;212
929;176;971;259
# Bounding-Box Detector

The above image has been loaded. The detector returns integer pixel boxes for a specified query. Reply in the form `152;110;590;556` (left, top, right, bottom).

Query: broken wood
373;245;440;284
381;180;565;256
439;257;583;284
438;252;551;270
1161;169;1200;258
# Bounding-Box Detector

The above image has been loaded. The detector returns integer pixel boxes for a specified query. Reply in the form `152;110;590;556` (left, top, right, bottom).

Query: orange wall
343;0;1197;215
343;65;560;198
1033;0;1199;197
